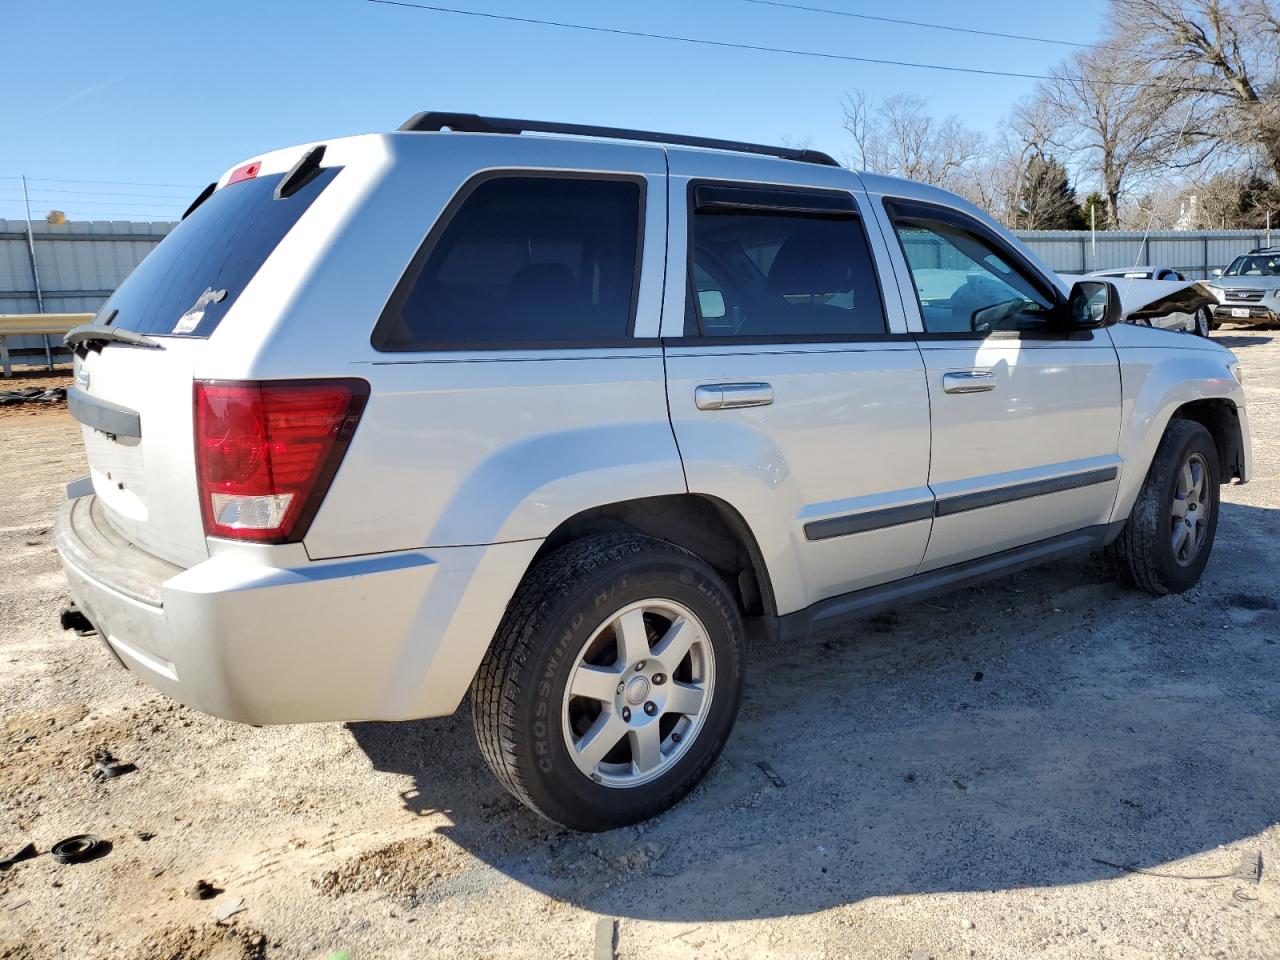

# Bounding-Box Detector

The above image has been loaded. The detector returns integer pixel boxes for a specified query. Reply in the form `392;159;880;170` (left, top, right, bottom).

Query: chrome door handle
942;370;996;394
694;382;774;410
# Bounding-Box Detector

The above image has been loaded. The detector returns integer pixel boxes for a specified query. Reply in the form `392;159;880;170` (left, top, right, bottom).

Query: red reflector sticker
227;161;261;185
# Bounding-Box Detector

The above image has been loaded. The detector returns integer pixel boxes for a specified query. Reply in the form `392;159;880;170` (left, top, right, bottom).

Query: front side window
686;191;886;338
889;204;1054;335
376;176;643;350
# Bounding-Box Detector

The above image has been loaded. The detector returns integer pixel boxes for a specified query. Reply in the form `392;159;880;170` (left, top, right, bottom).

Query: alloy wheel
562;599;715;788
1171;452;1211;566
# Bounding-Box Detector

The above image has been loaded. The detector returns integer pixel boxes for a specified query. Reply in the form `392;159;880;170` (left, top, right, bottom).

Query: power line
0;187;194;200
2;197;185;209
738;0;1114;50
21;176;203;189
366;1;1166;88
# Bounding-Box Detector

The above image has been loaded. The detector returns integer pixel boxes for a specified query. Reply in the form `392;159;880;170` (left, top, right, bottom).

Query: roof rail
397;111;840;167
1248;245;1280;254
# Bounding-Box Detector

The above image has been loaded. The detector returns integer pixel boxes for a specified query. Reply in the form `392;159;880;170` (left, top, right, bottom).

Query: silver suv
55;113;1251;831
1208;247;1280;326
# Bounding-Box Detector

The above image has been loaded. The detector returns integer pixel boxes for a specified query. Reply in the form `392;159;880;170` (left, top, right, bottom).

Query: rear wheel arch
530;494;778;619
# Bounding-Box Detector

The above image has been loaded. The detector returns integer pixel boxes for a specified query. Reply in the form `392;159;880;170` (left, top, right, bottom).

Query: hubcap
1170;452;1210;567
562;599;716;788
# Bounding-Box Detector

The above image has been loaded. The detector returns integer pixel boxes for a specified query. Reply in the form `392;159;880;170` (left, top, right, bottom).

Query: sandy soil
1;333;1278;959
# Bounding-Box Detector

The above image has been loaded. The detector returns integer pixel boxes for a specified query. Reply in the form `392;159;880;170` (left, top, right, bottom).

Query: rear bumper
1213;304;1278;325
54;496;540;725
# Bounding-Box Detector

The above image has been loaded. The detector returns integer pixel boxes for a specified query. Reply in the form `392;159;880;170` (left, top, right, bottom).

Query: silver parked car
56;112;1251;830
1088;266;1212;336
1207;248;1280;326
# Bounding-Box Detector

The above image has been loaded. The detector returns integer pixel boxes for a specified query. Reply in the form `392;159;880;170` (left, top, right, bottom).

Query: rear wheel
471;534;744;831
1106;420;1220;595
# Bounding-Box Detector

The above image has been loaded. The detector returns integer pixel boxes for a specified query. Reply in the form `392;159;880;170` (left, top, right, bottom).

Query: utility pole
1090;202;1096;269
20;175;53;371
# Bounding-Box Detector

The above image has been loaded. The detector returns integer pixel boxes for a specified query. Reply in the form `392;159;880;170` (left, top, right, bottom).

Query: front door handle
942;370;996;395
694;382;774;410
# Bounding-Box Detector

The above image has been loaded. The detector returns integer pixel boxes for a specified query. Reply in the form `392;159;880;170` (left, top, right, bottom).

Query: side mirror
1211;268;1223;278
1064;280;1122;329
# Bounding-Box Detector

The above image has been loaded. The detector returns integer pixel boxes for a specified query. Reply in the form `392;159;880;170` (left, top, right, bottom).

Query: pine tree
1019;155;1086;229
1079;192;1107;229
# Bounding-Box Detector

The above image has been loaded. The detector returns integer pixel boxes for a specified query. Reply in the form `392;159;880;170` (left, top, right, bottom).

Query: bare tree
1113;0;1280;184
1027;45;1213;227
842;92;985;189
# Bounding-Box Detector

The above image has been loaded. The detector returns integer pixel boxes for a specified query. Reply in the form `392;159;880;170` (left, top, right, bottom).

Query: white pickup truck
55;113;1250;830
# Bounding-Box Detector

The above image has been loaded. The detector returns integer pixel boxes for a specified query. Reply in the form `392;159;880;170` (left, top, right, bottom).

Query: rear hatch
70;159;341;568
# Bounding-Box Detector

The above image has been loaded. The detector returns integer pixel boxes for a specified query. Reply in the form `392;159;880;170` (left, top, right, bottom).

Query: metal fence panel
0;218;172;357
1013;229;1271;279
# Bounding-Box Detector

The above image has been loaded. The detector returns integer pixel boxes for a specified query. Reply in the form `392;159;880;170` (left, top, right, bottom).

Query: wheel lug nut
652;673;666;685
634;660;647;671
644;701;657;716
616;682;625;694
622;707;632;722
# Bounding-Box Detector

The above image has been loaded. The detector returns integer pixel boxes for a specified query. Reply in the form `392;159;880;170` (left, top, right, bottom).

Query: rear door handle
942;370;996;395
694;382;774;410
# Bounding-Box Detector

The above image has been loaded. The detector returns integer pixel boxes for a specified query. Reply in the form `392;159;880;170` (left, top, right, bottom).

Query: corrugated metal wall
0;218;174;358
1016;229;1272;279
1;220;1273;364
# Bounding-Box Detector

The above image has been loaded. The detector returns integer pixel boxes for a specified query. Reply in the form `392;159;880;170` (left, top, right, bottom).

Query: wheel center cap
624;675;650;705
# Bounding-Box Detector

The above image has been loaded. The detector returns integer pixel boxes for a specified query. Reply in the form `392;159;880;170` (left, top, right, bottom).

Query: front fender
1111;338;1249;523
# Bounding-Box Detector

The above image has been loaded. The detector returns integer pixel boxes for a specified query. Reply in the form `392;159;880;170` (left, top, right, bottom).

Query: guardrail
0;313;90;377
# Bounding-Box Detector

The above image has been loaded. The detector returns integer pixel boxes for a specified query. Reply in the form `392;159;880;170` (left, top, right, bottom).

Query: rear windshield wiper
65;324;162;351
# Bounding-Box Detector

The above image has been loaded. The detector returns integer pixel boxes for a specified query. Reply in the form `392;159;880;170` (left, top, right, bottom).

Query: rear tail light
193;379;369;543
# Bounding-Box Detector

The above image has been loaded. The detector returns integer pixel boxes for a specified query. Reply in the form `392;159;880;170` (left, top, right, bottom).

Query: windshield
1224;255;1280;277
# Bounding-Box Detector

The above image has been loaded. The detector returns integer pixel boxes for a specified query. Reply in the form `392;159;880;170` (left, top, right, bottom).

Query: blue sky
1;0;1109;222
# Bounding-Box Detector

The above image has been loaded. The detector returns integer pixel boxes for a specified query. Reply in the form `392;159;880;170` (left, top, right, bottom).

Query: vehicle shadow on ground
1215;333;1274;349
349;500;1280;922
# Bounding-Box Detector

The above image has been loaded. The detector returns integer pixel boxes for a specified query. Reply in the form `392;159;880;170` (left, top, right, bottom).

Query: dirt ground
1;332;1278;960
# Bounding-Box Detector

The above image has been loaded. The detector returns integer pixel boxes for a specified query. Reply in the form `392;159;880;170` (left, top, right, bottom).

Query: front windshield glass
1224;255;1280;277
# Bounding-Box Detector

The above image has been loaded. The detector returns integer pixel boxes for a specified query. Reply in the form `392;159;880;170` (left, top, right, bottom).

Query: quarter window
889;205;1054;335
687;191;887;338
377;176;643;350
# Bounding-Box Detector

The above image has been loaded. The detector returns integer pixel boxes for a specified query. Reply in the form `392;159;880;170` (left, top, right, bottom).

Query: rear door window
686;185;887;339
374;175;644;350
96;168;339;337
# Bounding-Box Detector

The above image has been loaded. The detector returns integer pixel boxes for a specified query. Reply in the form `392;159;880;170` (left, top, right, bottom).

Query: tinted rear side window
374;176;643;350
96;168;339;337
686;197;887;338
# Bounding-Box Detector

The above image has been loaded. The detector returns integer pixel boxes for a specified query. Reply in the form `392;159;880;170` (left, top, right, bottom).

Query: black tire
1194;307;1212;338
1106;419;1220;595
471;533;745;831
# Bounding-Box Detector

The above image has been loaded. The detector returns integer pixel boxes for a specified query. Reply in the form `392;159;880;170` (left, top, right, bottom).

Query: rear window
95;167;339;337
373;175;644;350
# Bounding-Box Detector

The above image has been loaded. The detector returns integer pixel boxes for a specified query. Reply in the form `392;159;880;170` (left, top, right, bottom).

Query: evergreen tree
1079;192;1107;229
1019;154;1086;229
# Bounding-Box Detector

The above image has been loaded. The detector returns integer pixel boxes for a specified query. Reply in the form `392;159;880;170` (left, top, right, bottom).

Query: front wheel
1194;307;1212;337
1106;419;1220;595
471;534;745;831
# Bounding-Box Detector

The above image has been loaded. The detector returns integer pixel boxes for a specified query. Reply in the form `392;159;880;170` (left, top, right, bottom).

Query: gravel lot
1;331;1278;960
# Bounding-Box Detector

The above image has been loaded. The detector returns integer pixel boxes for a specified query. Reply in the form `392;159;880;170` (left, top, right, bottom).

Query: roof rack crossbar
397;111;840;167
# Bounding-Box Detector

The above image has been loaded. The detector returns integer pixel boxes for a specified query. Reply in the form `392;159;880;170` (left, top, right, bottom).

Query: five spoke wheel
1170;452;1210;566
562;599;715;787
